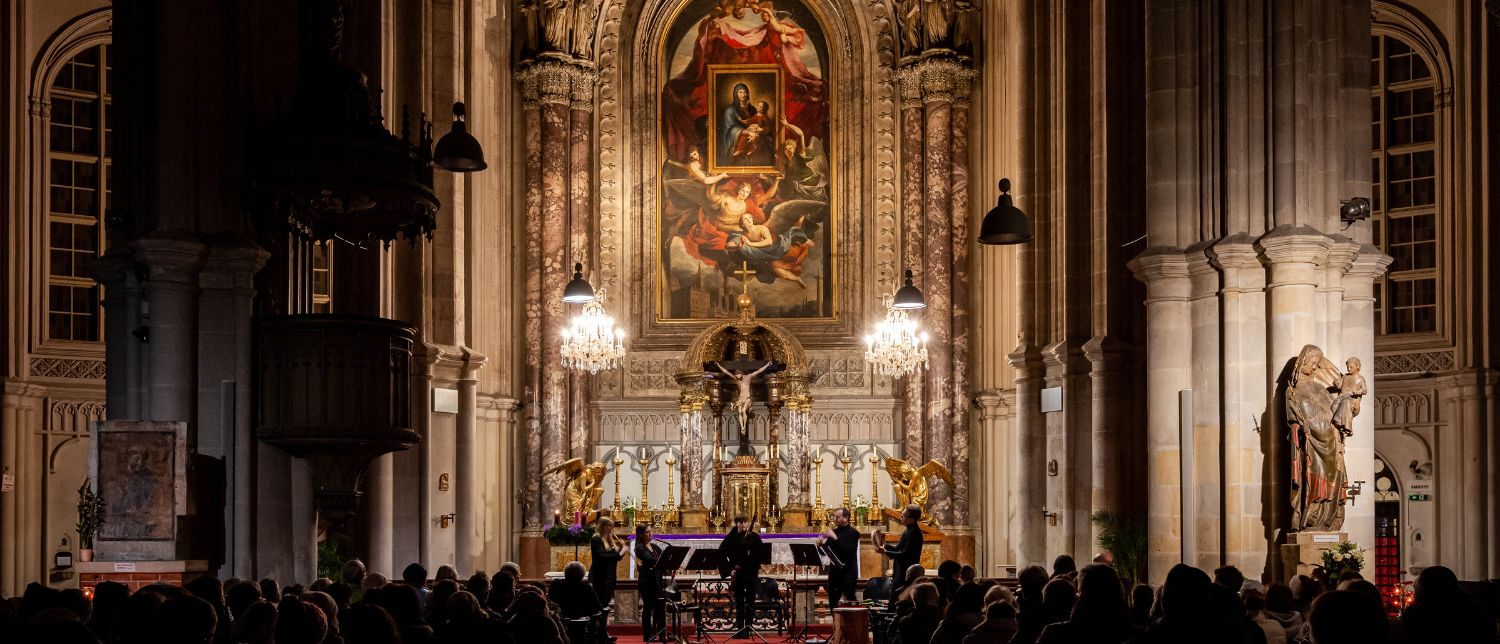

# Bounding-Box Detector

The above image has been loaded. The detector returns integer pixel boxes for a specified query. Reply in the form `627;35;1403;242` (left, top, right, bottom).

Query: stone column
784;401;812;509
1207;240;1269;573
918;59;956;525
1129;250;1192;582
1083;336;1142;538
972;390;1013;574
1256;229;1330;548
897;66;925;462
1008;340;1045;567
567;68;596;461
455;351;486;573
97;251;147;419
133;234;207;424
520;70;545;529
767;398;785;511
948;70;975;527
1185;252;1220;568
365;453;394;577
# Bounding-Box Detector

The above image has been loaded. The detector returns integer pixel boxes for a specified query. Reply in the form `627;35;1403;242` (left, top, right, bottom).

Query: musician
590;517;628;611
817;507;860;605
719;514;763;636
634;524;667;642
874;505;924;597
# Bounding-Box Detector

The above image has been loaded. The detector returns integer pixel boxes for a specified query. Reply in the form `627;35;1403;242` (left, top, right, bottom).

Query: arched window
1370;35;1438;336
46;43;111;342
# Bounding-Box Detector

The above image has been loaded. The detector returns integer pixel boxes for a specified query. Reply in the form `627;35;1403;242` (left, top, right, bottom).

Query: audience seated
894;582;944;644
547;561;603;620
1037;564;1140;644
964;600;1019;644
930;581;986;643
1401;565;1488;642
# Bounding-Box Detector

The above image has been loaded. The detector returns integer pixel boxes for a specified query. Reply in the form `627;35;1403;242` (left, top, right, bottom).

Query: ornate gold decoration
544;458;607;516
869;454;882;512
612;454;624;512
884;456;954;524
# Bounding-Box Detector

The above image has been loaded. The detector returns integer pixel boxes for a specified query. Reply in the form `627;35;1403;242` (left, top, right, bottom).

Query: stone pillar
972;390;1013;574
365;453;394;576
1129;250;1192;582
455;351;486;573
1256;229;1330;550
567;68;596;461
520;69;545;529
1008;340;1045;567
918;58;956;525
1207;240;1269;574
948;69;975;528
784;402;812;509
1;384;45;597
1185;252;1220;568
98;252;147;419
1083;336;1143;540
897;66;925;462
767;398;785;510
133;234;207;424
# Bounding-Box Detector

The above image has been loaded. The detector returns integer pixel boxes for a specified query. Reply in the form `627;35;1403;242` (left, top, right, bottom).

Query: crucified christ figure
715;361;772;438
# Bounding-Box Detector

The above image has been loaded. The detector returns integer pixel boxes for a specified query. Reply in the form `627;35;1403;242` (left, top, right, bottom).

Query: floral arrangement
545;521;598;546
854;495;868;510
76;478;105;549
1320;540;1366;581
623;497;637;512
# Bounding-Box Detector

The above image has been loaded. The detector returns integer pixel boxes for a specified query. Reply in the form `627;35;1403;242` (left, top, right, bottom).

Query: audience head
1413;564;1459;602
960;564;975;583
259;578;280;601
299;591;339;635
54;587;91;622
904;564;926;583
274;596;328;644
327;582;352;608
184;576;224;609
982;584;1016;611
446;590;484;621
1018;565;1049;601
1093;552;1114;565
510;589;549;616
158;594;218;644
467;572;491;605
114;591;166;643
1051;554;1077;578
230;600;277;644
363;572;389;592
435;564;459;582
1160;563;1213;620
1214;565;1246;591
564;561;586;583
226;578;263;620
948;581;986;618
341;558;367;586
1264;583;1296;613
342;604;400;644
938;560;962;581
984;600;1017;621
910;582;940;607
1308;590;1388;644
402;562;428;587
378;583;426;627
1073;564;1126;620
309;578;332;592
1290;574;1325;613
500;561;522;578
1041;578;1077;619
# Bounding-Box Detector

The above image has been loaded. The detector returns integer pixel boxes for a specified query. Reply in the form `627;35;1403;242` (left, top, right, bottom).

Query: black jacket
720;528;764;583
589;536;625;582
635;539;664;590
883;523;924;586
826;525;861;582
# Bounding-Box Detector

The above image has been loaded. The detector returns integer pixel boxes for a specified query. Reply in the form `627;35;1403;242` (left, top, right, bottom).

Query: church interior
1;0;1498;640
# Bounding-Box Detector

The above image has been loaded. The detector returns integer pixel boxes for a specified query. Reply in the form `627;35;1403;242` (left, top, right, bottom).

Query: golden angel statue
545;458;608;517
884;457;954;523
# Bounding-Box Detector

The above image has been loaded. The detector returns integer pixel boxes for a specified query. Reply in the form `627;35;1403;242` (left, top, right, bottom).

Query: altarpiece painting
659;0;833;320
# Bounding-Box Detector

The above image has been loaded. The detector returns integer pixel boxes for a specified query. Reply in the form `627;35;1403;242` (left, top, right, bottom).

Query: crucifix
715;360;772;451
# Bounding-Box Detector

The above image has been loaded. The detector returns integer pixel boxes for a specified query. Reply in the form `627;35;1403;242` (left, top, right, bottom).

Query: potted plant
1320;541;1365;583
76;478;104;562
854;495;869;526
1089;510;1146;590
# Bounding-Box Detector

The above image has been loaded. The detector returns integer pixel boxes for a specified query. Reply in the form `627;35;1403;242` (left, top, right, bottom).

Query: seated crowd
0;554;1491;644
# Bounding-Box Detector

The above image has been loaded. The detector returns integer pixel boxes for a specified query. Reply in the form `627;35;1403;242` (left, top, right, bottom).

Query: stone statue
1287;345;1365;532
715;361;771;438
884;456;953;524
545;457;607;516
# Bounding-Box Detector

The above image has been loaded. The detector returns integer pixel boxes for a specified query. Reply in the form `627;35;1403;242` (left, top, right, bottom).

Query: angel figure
663;146;728;186
884;456;954;524
544;458;608;517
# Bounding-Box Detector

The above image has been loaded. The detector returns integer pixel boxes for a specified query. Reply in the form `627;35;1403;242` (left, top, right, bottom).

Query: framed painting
658;0;834;321
90;420;187;542
706;64;783;174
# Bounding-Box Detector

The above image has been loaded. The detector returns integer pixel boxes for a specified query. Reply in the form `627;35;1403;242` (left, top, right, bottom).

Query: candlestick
812;454;825;526
612;455;624;512
665;454;677;519
840;455;853;510
639;452;651;517
869;453;882;513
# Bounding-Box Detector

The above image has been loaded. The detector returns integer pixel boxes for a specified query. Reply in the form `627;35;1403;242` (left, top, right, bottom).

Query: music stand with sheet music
653;545;693;643
719;541;774;643
683;549;726;643
785;542;827;643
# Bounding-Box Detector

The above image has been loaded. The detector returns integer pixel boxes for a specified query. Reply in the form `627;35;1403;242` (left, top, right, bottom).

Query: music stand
785;543;827;643
683;549;726;644
653;545;692;643
722;541;774;642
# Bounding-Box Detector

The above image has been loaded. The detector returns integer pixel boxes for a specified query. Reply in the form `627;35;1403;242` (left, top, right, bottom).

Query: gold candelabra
639;450;651;524
869;453;881;515
840;453;853;510
812;455;826;525
665;453;677;522
613;455;624;512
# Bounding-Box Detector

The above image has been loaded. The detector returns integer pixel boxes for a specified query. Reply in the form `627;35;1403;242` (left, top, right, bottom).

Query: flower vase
625;508;636;527
79;548;93;563
855;507;868;525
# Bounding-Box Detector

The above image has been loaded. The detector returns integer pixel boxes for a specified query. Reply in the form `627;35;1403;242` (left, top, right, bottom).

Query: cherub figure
1332;356;1367;437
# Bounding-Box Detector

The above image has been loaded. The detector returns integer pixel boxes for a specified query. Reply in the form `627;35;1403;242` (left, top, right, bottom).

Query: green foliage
76;479;105;548
1090;510;1147;590
545;523;598;546
318;532;353;581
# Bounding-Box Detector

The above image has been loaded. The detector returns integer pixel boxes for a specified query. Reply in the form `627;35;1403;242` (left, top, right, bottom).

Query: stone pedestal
678;507;709;530
1280;531;1348;577
781;505;811;531
78;560;209;592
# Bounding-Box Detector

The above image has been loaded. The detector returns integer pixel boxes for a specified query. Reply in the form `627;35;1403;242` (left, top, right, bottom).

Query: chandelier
560;291;626;373
864;303;929;378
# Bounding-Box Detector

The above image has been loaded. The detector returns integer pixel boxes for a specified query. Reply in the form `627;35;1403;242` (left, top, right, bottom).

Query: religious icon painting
658;0;834;321
707;65;783;174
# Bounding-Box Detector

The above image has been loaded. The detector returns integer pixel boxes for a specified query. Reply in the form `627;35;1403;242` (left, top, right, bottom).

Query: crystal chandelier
864;303;929;378
560;291;626;373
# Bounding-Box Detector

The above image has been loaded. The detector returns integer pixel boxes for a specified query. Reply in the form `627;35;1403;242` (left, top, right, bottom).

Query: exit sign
1408;494;1431;501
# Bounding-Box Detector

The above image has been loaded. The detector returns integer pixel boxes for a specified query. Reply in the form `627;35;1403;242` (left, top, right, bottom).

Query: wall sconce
438;473;451;492
1345;480;1365;505
1042;507;1059;526
439;513;456;529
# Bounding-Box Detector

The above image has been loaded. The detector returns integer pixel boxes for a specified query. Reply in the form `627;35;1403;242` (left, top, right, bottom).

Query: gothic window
311;242;332;313
1370;35;1438;336
46;44;111;342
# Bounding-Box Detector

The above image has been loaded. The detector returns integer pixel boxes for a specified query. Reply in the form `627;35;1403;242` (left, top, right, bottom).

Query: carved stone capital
1205;234;1264;292
1255;226;1333;289
200;240;270;292
971;389;1011;421
517;59;592;106
1127;247;1191;303
1341;244;1393;302
896;57;972;105
570;68;598;112
896;65;924;109
131;232;207;285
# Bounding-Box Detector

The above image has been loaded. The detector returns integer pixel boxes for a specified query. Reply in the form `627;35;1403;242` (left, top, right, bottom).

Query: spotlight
1339;197;1372;225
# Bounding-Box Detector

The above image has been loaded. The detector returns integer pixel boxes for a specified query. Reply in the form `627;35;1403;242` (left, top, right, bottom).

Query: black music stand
785;543;827;643
682;549;726;644
721;541;774;642
652;546;692;643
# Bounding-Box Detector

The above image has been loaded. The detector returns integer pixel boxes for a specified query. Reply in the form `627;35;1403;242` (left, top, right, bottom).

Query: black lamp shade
562;263;595;303
891;269;925;309
434;102;487;172
978;178;1032;245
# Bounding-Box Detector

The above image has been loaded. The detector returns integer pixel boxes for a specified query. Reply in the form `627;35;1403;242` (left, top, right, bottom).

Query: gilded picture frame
706;64;784;175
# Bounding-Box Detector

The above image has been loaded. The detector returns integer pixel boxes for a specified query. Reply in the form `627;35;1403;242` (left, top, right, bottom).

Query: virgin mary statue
1286;344;1353;532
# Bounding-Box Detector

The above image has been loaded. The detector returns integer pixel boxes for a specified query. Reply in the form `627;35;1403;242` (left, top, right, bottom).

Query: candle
575;510;582;526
